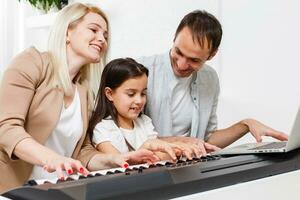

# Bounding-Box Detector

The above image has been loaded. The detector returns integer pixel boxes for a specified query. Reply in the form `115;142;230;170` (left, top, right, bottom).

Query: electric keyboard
3;149;300;200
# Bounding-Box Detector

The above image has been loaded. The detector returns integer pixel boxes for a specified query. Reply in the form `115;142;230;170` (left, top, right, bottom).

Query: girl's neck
118;117;134;130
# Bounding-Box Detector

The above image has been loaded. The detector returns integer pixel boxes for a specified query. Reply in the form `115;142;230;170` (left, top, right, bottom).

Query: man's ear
207;49;218;60
105;87;114;101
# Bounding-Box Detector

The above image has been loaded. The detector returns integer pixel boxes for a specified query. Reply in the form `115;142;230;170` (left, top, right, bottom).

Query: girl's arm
95;142;121;154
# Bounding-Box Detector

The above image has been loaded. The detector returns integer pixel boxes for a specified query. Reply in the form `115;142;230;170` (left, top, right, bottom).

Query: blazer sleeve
0;47;43;159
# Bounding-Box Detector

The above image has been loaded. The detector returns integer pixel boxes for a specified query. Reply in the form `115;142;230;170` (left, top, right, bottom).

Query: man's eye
191;59;200;63
176;49;183;56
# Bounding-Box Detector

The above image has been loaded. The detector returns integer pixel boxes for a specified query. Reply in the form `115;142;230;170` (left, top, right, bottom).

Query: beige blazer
0;47;99;193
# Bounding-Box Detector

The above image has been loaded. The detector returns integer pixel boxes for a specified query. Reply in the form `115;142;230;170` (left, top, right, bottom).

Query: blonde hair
47;2;109;108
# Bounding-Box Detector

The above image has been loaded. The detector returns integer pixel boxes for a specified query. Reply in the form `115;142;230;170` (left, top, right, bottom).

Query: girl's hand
42;155;89;180
123;149;160;164
140;139;183;161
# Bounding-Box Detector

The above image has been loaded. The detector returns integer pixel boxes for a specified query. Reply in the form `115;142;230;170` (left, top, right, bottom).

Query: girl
88;58;182;162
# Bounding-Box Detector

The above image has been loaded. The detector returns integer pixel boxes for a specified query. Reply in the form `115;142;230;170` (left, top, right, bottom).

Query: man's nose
177;57;189;70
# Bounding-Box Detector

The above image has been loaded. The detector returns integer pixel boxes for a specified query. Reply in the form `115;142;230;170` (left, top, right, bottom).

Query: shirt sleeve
140;114;158;139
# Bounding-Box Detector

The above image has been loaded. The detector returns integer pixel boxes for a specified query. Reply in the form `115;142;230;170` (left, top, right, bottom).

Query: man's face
170;27;215;77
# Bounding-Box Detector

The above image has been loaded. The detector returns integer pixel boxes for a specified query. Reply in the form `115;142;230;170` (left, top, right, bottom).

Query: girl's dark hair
87;58;148;142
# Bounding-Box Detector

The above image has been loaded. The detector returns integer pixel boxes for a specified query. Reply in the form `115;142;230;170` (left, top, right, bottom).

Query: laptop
212;106;300;155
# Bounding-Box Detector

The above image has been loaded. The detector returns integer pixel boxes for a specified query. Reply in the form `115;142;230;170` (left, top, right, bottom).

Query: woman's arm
14;138;88;179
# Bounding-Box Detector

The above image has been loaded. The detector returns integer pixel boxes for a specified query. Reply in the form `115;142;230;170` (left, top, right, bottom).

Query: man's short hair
174;10;222;55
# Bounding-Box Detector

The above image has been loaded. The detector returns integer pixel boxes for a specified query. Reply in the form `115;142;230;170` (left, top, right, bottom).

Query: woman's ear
105;87;114;101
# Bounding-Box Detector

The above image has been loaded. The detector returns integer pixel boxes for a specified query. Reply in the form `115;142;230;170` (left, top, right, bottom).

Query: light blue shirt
137;52;220;140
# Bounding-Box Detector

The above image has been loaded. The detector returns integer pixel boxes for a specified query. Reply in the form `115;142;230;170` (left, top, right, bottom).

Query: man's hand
170;137;220;157
242;119;288;142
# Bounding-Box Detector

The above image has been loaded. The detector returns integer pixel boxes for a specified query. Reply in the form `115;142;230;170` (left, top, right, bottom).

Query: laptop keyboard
249;142;287;150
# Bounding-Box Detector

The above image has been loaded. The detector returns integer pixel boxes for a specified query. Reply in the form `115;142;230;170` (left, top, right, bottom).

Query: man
138;10;288;156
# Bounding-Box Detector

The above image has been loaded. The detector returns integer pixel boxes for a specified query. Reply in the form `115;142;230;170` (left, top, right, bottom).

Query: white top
29;88;83;180
169;72;193;136
92;114;158;153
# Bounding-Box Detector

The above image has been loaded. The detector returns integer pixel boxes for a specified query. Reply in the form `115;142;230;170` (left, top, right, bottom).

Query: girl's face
67;12;108;64
105;74;148;129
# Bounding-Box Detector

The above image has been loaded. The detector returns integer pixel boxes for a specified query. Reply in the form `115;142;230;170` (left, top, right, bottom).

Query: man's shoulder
198;64;218;77
136;52;169;69
196;64;219;86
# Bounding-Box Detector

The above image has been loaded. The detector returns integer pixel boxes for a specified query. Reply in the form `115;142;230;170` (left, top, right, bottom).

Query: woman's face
67;12;108;64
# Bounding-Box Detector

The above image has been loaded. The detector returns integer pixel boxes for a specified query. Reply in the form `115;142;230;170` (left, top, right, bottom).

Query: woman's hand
242;119;288;142
42;155;89;180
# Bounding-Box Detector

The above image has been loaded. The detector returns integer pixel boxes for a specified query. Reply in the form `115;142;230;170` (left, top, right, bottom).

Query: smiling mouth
90;44;102;53
129;107;141;113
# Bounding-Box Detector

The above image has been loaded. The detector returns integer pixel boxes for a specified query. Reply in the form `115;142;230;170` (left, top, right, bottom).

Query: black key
65;177;74;181
114;170;123;173
94;173;103;176
78;175;87;179
165;162;173;166
43;181;53;184
148;164;156;168
25;180;38;186
125;168;133;172
87;174;94;178
106;171;114;175
155;163;164;167
56;178;65;184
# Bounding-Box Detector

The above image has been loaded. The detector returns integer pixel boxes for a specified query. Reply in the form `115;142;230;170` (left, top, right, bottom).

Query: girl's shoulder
94;117;119;132
135;114;155;129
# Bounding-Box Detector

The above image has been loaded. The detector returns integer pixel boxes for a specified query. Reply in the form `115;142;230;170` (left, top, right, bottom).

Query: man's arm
206;120;249;148
207;119;288;148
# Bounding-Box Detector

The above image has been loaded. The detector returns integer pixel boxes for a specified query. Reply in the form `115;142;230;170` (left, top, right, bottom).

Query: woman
0;3;156;193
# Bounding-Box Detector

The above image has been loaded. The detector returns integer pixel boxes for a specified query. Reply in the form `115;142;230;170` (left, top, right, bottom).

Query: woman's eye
90;28;97;33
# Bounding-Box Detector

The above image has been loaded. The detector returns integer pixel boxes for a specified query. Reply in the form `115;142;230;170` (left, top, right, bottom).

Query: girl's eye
141;92;147;96
127;93;134;97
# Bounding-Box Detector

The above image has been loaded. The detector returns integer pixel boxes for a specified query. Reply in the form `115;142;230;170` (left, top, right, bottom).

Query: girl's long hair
87;58;148;143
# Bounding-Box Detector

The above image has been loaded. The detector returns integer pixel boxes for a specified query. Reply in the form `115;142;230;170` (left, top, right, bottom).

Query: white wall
16;0;300;144
218;0;300;145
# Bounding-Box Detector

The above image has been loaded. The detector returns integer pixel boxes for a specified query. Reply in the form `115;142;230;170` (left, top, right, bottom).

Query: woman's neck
66;47;87;80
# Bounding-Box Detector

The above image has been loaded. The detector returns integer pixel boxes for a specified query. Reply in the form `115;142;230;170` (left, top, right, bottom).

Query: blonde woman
0;3;156;193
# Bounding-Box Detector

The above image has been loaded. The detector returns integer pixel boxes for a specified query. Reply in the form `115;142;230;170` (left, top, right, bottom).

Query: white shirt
92;114;158;153
29;88;83;180
169;71;193;136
